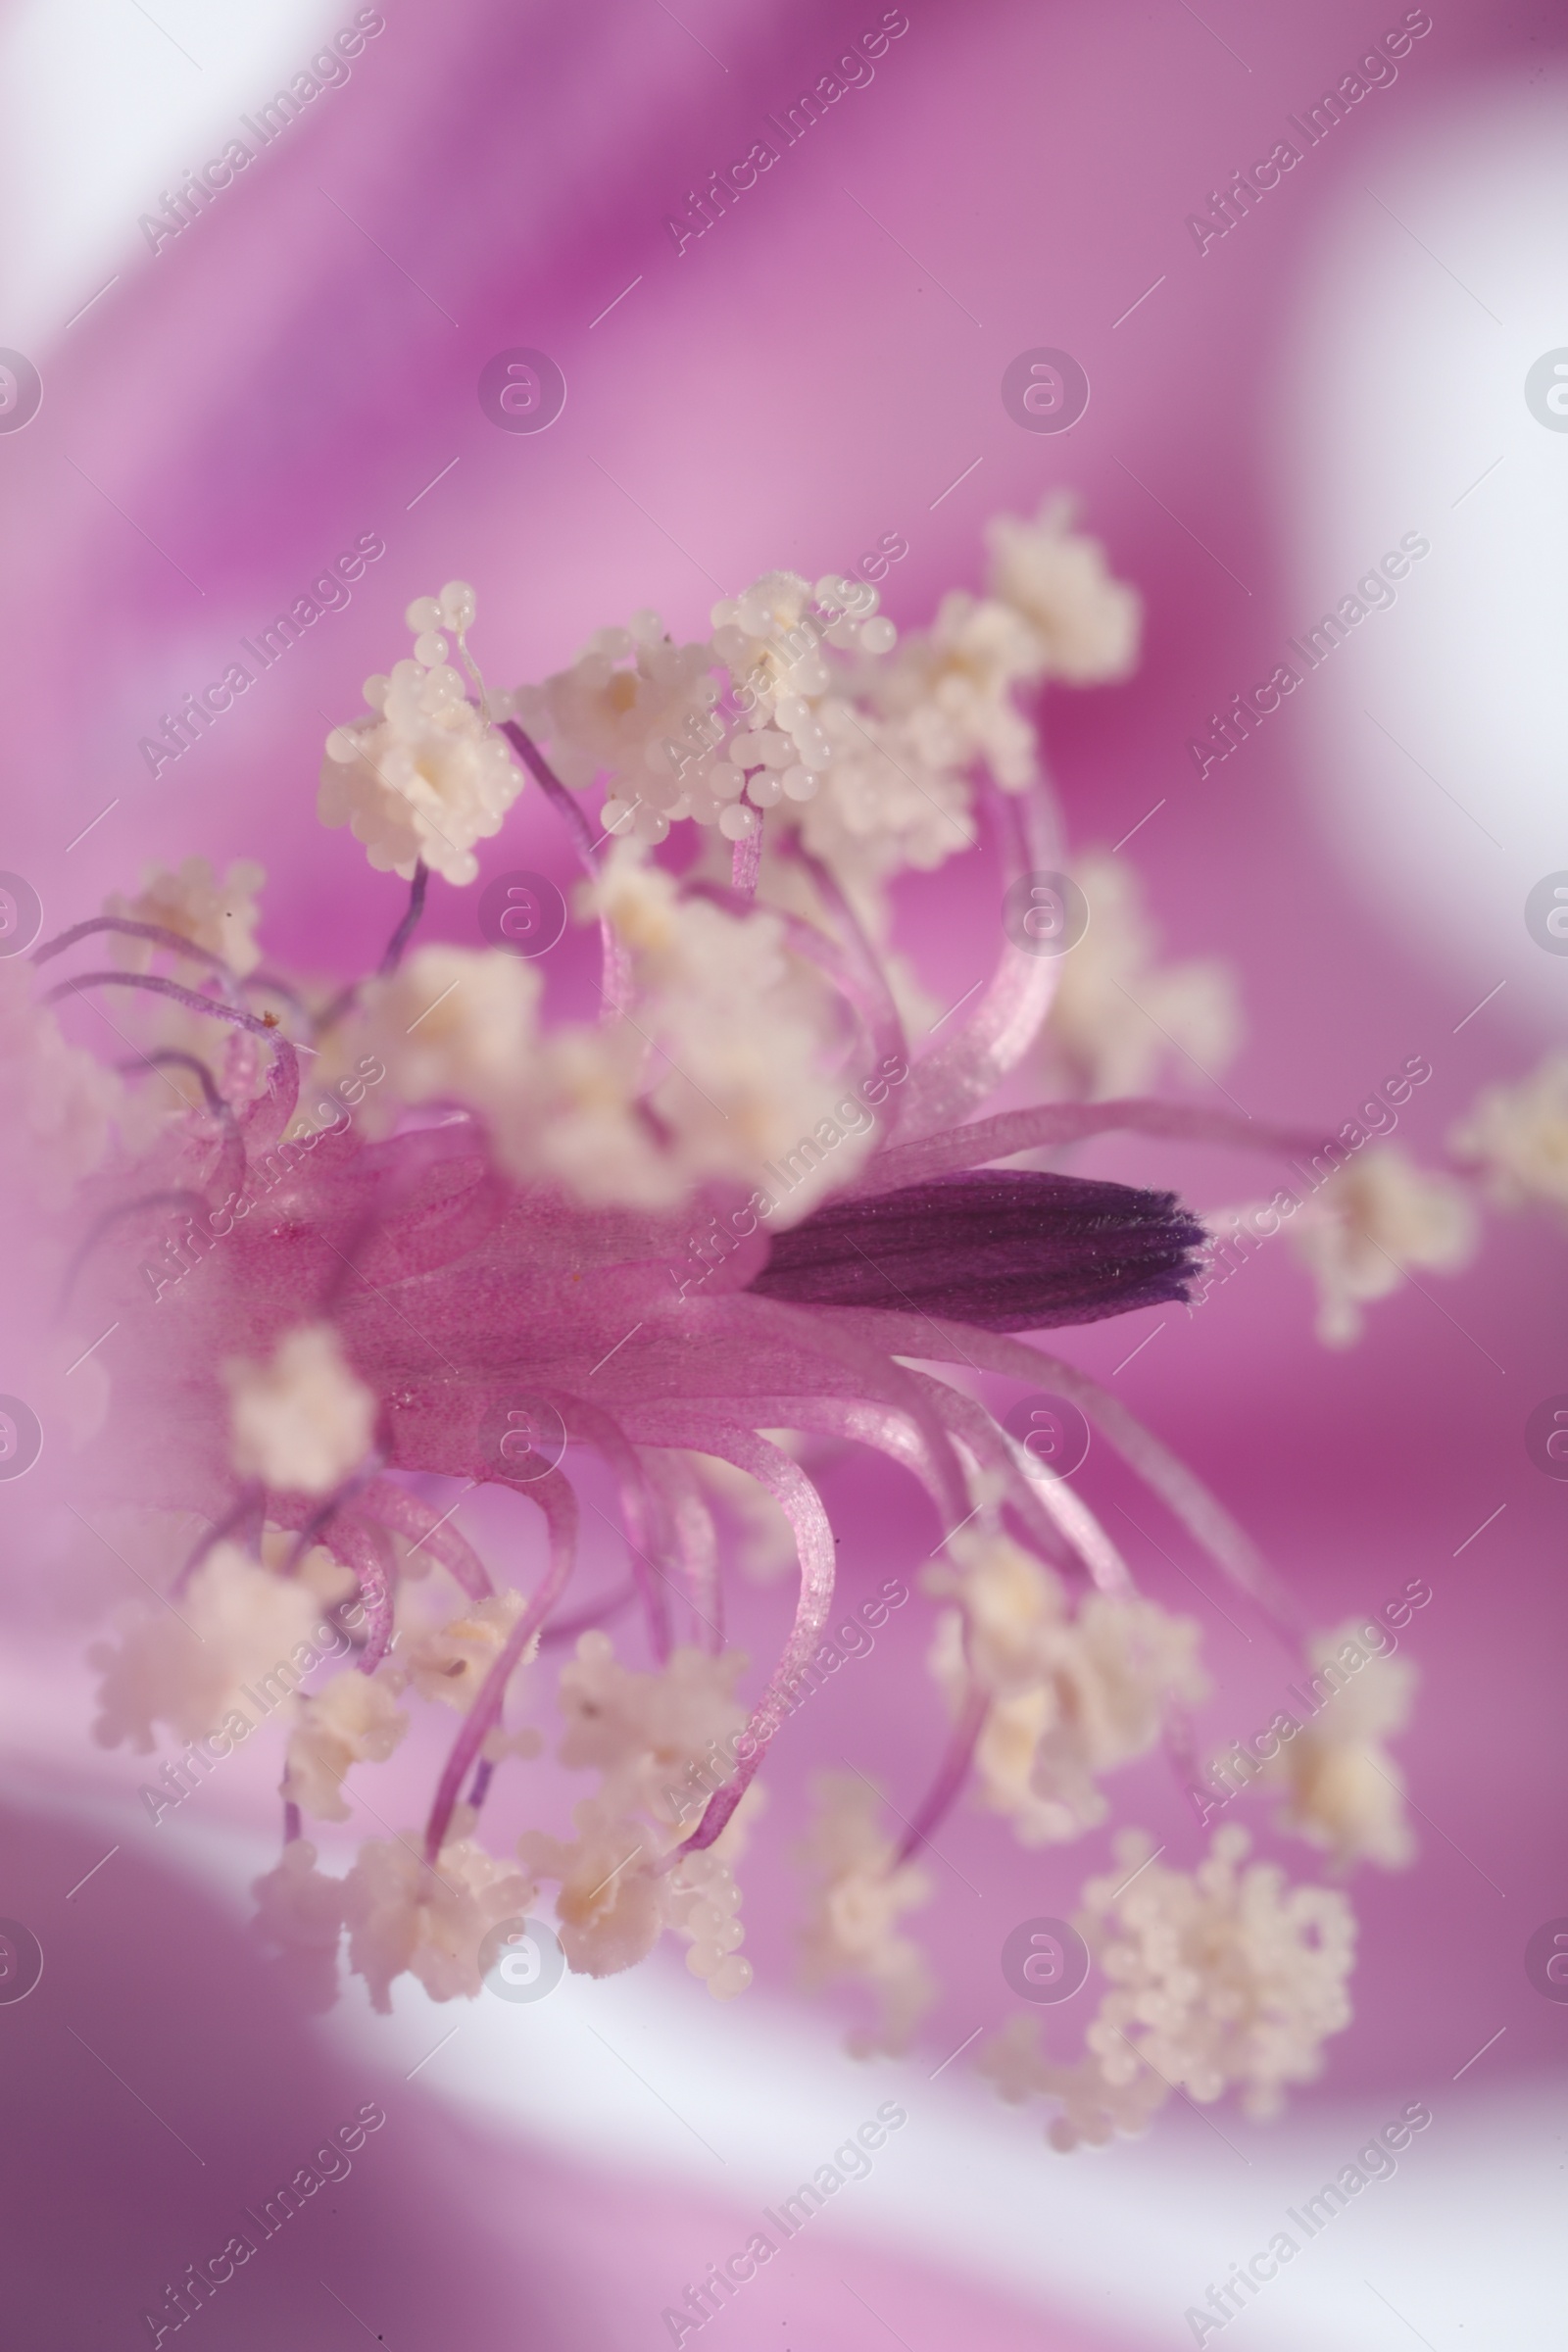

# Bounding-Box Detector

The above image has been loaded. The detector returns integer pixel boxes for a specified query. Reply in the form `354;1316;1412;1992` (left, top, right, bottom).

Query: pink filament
855;1098;1332;1199
353;1477;496;1599
893;1676;990;1867
695;1391;963;1540
172;1483;266;1594
32;914;238;981
896;1370;1076;1579
827;1307;1300;1640
500;719;634;1018
898;781;1065;1140
522;1390;672;1661
714;1291;971;1534
540;1578;638;1646
41;968;303;1160
1006;1449;1135;1596
622;1422;836;1859
422;1466;579;1860
792;847;909;1107
893;1366;1134;1594
638;1448;722;1652
322;1515;396;1670
1026;1350;1301;1639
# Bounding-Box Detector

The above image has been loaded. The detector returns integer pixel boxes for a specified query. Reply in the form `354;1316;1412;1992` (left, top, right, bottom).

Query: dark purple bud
749;1169;1205;1333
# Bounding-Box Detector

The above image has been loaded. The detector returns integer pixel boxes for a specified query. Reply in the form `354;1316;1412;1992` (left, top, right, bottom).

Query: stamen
501;720;600;871
42;967;288;1043
114;1050;231;1123
314;862;430;1028
32;914;235;979
501;718;634;1016
422;1469;578;1860
377;859;429;976
172;1485;267;1595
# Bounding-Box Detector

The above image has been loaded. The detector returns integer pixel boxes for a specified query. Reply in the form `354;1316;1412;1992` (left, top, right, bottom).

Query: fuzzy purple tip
748;1169;1206;1333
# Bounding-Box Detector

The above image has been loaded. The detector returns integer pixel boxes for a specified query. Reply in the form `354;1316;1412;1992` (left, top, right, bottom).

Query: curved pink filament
830;1306;1301;1642
855;1098;1332;1200
500;719;634;1019
898;779;1065;1140
32;914;238;980
879;1317;1306;1646
353;1477;495;1598
675;1391;960;1542
893;1675;990;1867
42;967;302;1159
422;1466;578;1860
638;1448;722;1652
377;860;429;974
896;1370;1097;1583
44;967;272;1033
622;1422;836;1860
522;1390;671;1661
172;1483;266;1595
792;846;909;1110
329;1516;397;1669
718;1291;970;1534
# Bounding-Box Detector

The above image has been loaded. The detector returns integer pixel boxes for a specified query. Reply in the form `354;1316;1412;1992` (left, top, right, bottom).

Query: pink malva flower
13;504;1511;2147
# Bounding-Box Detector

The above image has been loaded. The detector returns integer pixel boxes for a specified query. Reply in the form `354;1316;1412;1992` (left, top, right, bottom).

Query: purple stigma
748;1169;1206;1332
